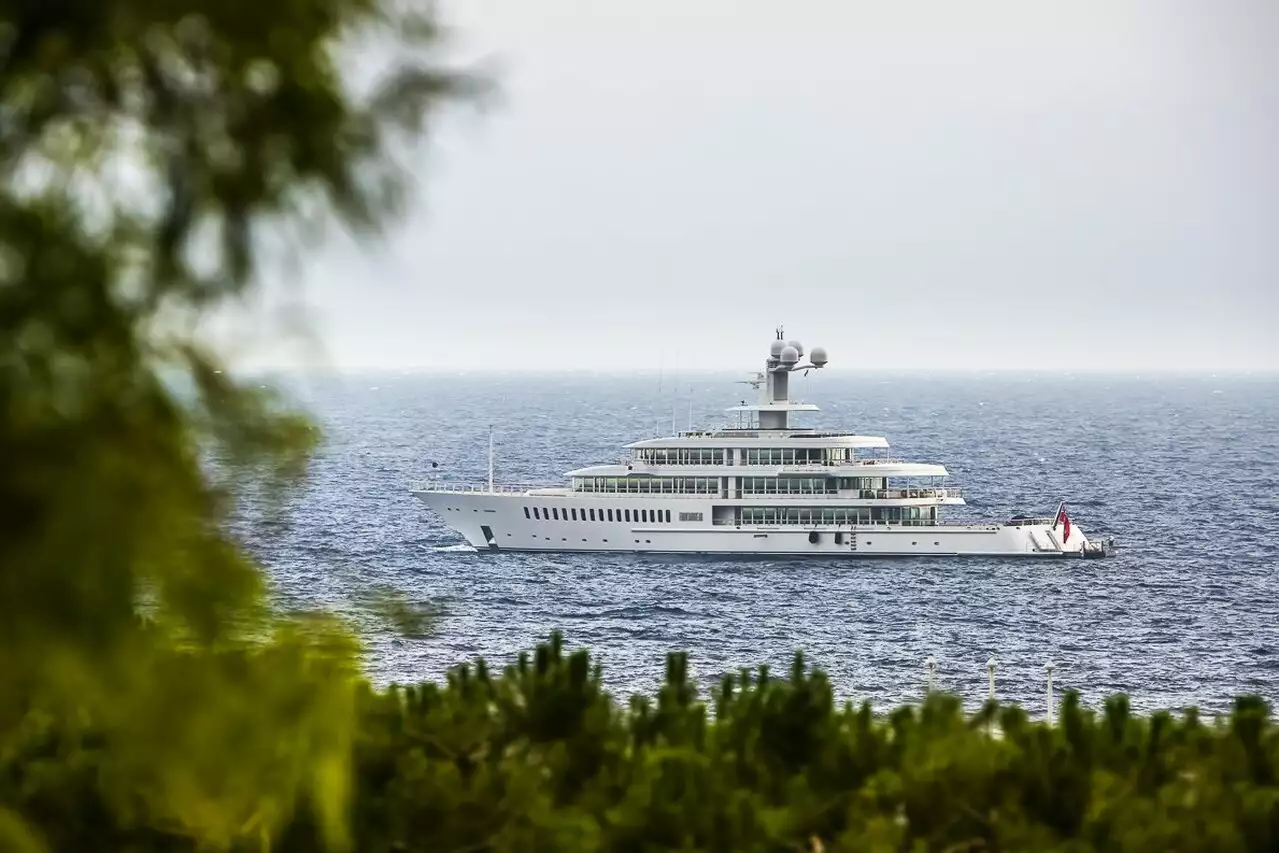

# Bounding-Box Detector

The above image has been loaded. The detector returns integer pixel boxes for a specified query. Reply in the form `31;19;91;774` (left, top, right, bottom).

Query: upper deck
626;431;890;450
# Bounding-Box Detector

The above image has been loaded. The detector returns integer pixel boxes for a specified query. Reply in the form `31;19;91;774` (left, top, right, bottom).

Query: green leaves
1;0;470;850
327;636;1275;853
1;631;1277;851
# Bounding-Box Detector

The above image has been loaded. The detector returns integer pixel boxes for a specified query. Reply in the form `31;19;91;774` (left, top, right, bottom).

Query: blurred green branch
0;0;479;849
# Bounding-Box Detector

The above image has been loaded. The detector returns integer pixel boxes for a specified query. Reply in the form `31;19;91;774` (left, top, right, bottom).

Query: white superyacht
410;329;1112;558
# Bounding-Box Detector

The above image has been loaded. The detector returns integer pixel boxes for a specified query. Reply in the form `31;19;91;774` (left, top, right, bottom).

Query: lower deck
413;490;1102;557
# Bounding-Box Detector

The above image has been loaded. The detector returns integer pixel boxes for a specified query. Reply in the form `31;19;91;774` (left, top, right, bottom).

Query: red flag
1056;505;1071;542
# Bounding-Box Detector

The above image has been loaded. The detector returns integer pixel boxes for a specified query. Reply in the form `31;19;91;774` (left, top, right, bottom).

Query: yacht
410;329;1113;558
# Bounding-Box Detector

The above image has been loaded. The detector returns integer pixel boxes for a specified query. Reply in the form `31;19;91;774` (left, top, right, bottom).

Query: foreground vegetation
1;633;1275;851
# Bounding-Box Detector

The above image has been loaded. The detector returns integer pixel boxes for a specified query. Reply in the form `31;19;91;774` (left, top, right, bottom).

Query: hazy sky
229;0;1278;372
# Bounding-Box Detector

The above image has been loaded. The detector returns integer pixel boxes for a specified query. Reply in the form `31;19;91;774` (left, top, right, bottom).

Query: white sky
219;0;1279;373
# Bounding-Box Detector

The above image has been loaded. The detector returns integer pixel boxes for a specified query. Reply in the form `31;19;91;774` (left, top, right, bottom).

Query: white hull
414;490;1096;557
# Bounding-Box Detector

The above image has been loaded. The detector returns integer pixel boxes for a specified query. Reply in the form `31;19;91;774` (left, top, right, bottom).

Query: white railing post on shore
987;657;997;703
925;656;937;696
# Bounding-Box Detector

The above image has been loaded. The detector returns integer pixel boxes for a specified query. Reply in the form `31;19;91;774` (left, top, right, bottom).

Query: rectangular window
624;509;632;522
665;509;671;522
678;511;704;522
571;508;578;520
589;508;596;521
524;507;530;518
553;508;559;520
607;509;614;521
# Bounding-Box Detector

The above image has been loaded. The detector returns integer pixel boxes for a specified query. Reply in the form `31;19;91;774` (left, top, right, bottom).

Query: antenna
487;426;494;493
656;350;664;438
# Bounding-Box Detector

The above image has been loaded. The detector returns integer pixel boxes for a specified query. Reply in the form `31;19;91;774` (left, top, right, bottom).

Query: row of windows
739;477;836;495
631;448;854;465
734;478;895;495
635;448;726;465
571;476;891;495
738;506;939;525
743;448;846;465
571;477;720;494
524;506;676;524
839;477;888;490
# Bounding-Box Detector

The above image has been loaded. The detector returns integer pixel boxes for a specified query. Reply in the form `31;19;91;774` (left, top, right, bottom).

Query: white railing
572;490;711;499
735;518;959;528
622;460;915;470
869;487;963;500
736;488;962;501
410;482;964;501
408;481;545;495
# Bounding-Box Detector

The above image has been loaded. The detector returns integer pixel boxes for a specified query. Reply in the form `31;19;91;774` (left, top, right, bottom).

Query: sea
231;370;1279;719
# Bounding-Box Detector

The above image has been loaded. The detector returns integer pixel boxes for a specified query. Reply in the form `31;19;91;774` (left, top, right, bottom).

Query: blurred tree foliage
0;0;472;849
4;632;1278;852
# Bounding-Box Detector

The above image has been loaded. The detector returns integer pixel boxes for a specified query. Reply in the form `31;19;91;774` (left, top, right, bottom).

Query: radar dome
769;339;785;358
780;345;799;364
787;340;804;358
809;346;828;367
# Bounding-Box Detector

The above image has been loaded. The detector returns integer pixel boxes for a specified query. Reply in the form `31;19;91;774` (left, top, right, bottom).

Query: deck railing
736;488;963;501
408;481;546;495
620;460;911;470
409;482;964;501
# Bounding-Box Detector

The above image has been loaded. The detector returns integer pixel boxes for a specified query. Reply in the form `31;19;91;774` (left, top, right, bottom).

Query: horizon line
230;364;1279;378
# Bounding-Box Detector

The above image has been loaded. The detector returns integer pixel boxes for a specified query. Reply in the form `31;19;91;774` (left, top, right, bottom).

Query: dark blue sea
234;371;1279;719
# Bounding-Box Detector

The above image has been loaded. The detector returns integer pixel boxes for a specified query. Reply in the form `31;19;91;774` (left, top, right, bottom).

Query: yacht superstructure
410;329;1112;557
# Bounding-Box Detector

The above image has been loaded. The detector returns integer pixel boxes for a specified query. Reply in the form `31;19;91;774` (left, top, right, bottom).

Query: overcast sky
228;0;1278;373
